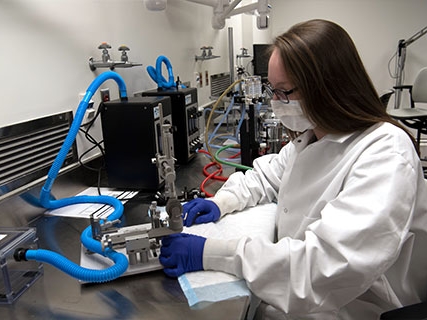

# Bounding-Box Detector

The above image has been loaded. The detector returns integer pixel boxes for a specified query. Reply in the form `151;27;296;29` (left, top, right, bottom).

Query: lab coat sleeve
204;144;420;315
210;144;292;216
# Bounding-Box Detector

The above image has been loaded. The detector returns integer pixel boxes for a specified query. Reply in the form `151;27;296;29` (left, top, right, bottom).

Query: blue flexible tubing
147;55;175;89
24;71;130;283
207;96;237;146
25;248;128;283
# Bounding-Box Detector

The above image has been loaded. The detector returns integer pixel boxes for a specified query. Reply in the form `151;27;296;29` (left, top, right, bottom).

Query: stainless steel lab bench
0;154;249;319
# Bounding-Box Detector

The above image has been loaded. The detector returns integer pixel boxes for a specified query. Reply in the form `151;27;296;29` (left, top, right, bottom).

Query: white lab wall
0;0;236;123
1;0;426;159
0;0;263;159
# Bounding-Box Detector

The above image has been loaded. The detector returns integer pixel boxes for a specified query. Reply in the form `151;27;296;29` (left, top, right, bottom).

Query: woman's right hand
182;198;220;227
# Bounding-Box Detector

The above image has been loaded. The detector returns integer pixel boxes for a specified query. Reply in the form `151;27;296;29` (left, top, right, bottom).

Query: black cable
78;103;107;194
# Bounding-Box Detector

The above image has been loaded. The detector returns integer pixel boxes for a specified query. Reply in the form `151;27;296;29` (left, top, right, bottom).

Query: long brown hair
272;19;418;152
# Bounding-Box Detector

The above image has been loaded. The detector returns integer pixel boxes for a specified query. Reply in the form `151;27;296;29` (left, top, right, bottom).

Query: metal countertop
0;154;248;319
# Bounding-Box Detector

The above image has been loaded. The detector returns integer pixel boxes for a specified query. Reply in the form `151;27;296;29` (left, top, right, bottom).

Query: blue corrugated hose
24;71;129;282
147;55;176;89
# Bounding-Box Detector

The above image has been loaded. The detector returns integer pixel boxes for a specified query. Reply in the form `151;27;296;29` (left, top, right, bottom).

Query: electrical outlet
100;88;110;102
194;72;200;87
78;92;95;128
82;108;95;128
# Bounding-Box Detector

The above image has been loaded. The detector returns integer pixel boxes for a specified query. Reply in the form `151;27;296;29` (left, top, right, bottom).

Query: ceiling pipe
185;0;270;30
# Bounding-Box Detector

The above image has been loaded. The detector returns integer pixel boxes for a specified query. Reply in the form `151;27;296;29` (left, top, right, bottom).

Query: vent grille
0;112;78;197
210;72;231;98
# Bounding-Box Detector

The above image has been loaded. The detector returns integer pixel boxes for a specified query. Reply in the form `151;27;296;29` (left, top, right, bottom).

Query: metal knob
118;45;130;62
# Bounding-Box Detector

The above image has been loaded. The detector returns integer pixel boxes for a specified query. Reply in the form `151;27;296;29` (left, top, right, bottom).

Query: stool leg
417;129;421;151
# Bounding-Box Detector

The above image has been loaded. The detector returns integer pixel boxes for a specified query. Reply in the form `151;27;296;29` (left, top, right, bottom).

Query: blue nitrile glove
159;233;206;277
182;198;220;227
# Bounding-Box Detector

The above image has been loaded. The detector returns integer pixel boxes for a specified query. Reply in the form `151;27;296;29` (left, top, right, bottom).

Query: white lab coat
204;122;427;319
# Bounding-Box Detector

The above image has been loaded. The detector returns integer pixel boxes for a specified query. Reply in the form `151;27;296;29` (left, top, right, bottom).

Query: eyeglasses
263;83;297;104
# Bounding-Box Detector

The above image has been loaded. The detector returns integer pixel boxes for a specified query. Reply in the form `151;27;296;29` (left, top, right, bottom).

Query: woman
160;19;427;319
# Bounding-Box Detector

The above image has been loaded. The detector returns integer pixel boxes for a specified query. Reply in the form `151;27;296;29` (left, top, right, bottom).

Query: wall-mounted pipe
228;27;235;84
89;43;142;71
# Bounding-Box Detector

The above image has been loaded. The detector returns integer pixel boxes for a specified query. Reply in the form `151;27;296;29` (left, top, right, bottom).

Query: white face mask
270;99;315;132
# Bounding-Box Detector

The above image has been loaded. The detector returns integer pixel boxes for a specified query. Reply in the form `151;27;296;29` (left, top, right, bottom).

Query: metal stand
393;26;427;109
240;103;260;168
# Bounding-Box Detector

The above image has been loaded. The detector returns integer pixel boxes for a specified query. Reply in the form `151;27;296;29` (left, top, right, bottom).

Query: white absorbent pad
178;202;277;307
